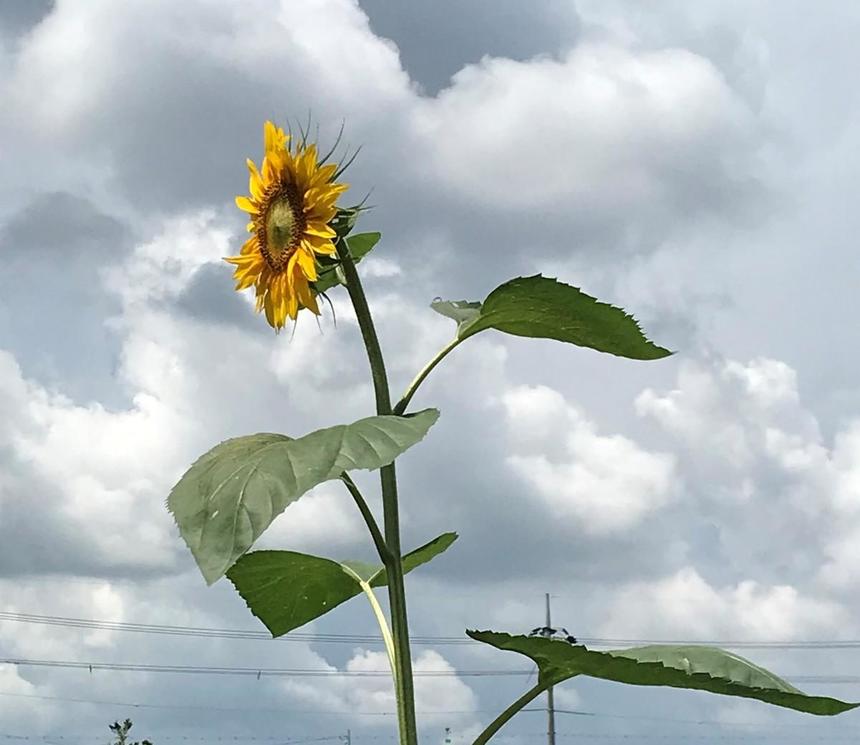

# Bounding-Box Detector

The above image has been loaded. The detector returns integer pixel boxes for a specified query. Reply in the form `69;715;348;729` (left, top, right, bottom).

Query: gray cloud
0;192;130;406
172;262;264;328
358;0;581;94
0;0;53;38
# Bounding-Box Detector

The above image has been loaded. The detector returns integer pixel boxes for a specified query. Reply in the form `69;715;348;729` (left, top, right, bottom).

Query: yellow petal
235;195;259;214
302;232;329;246
304;222;336;239
309;239;338;256
264;121;288;155
302;187;324;210
264;121;276;151
233;257;262;276
303;184;345;214
287;289;300;320
239;236;259;255
302;144;319;172
295;247;319;281
247;159;264;201
295;271;320;315
293;145;318;192
315;163;338;182
264;293;278;329
234;272;258;291
223;253;258;266
317;181;349;198
305;199;339;219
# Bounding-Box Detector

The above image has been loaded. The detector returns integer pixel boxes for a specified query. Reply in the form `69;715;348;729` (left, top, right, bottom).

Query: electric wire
0;655;858;684
2;656;528;677
4;611;860;650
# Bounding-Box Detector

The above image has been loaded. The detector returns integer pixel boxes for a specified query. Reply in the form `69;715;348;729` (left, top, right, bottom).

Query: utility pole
545;593;556;745
342;729;351;745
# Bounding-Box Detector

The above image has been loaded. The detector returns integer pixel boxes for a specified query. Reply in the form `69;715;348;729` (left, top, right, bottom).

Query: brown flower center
259;184;305;271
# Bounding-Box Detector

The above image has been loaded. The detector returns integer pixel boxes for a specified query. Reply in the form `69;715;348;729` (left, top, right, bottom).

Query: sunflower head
224;121;349;331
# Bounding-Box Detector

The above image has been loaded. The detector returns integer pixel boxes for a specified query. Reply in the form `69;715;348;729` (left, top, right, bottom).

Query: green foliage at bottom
109;720;152;745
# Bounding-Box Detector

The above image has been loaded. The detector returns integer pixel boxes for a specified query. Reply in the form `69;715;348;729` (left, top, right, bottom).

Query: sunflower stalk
335;238;419;745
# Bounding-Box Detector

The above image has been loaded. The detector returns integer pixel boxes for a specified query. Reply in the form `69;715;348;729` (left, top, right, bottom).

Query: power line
0;688;523;717
1;655;858;684
4;611;860;650
0;612;465;646
0;656;529;677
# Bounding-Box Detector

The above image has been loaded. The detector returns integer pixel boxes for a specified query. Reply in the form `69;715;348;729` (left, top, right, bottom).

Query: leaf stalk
393;337;462;416
472;682;549;745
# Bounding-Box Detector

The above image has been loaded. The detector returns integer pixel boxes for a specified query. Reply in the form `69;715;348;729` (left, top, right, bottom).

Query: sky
1;0;860;743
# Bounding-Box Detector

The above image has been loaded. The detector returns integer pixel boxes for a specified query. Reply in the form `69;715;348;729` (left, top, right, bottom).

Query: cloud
358;0;581;95
0;192;130;404
636;356;860;594
502;384;677;534
414;44;757;219
601;566;851;641
281;647;479;729
0;0;54;39
0;348;187;576
635;357;820;471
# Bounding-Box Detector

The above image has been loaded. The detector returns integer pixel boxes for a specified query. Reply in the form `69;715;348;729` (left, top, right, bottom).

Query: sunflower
225;121;349;331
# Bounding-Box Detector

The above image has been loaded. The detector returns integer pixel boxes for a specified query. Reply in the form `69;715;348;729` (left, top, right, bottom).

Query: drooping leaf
168;409;439;585
468;631;858;716
228;533;458;636
314;232;382;293
433;275;671;361
430;299;482;334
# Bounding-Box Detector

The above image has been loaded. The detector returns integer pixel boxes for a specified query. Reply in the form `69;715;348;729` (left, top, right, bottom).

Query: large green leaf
168;409;439;585
228;533;458;636
468;631;858;716
432;275;671;360
314;232;381;294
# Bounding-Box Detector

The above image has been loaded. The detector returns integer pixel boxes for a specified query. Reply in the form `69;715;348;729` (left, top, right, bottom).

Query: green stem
359;579;397;677
341;473;392;565
343;565;397;678
471;682;549;745
393;337;462;416
335;239;418;745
